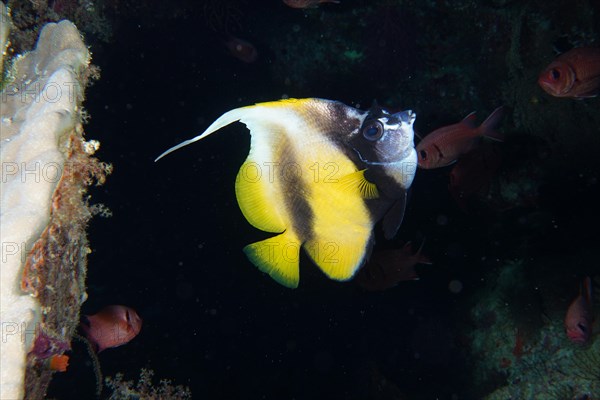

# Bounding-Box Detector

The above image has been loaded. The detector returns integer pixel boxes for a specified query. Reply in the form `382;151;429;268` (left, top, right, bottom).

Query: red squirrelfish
224;36;258;64
81;305;142;352
565;277;594;344
448;141;502;211
538;47;600;99
417;107;504;169
355;241;431;291
283;0;340;9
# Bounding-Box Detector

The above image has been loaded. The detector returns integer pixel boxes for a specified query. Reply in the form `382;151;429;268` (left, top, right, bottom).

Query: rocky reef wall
0;13;108;399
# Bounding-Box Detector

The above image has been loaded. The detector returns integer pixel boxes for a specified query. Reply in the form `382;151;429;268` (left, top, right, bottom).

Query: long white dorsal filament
154;107;248;161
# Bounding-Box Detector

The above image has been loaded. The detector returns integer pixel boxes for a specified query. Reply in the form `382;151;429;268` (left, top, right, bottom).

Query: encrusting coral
0;11;109;399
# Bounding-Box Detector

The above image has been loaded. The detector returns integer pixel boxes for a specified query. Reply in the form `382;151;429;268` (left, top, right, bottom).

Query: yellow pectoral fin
338;170;379;199
243;231;301;288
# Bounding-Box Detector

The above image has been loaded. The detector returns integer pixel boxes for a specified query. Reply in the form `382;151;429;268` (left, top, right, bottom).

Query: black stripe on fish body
363;189;408;240
311;101;371;174
271;100;364;244
362;164;415;240
326;101;366;137
364;168;407;199
279;140;315;243
311;100;367;148
358;167;397;216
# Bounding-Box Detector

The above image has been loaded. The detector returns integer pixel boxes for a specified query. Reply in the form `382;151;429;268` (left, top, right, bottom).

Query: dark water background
36;0;600;399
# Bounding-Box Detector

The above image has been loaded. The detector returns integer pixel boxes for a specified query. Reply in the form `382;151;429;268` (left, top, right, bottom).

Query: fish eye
577;323;587;332
551;68;561;80
361;120;384;141
419;150;427;160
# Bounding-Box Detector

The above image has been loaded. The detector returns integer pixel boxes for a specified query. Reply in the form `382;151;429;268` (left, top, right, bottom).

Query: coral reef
1;1;595;399
105;369;192;400
483;335;600;399
5;0;112;53
467;259;600;399
267;5;371;93
202;0;246;34
0;16;108;399
0;1;9;78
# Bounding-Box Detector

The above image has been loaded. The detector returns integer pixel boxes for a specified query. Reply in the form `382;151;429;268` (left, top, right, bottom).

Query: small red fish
355;241;431;291
417;107;504;169
538;47;600;99
81;305;142;352
283;0;340;9
448;141;502;211
565;277;594;344
224;36;258;63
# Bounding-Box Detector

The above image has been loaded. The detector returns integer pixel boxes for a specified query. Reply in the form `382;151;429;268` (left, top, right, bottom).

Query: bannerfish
156;98;417;288
448;141;502;211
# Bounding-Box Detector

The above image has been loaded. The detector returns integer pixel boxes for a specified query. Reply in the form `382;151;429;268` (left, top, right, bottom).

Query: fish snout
392;110;416;142
396;110;416;125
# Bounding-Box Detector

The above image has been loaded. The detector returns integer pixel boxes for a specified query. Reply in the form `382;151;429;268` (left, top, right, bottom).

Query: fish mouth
353;147;414;166
538;77;567;96
396;110;416;124
386;110;416;127
538;79;556;95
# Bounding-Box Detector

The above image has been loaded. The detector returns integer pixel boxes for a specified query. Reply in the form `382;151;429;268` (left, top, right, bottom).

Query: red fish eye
577;323;587;332
419;150;427;159
550;68;561;80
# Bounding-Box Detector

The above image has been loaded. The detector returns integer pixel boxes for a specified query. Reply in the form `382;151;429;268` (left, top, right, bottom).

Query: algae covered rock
0;15;108;400
0;1;9;76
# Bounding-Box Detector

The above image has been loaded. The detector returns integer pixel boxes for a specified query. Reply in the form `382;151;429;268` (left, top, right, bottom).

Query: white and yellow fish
156;98;417;288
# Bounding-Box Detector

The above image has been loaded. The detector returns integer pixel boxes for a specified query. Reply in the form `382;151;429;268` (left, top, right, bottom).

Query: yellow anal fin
338;170;379;199
304;230;371;282
243;231;301;288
